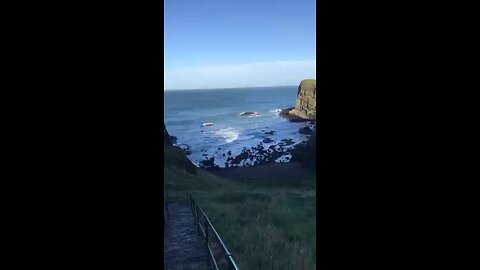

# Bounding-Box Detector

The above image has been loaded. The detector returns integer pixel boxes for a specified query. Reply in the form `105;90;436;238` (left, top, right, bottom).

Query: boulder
299;126;313;135
262;138;274;143
240;111;261;117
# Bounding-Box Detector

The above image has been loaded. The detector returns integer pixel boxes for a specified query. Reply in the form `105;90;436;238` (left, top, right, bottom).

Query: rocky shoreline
188;124;316;170
166;79;317;171
279;107;315;122
174;119;316;170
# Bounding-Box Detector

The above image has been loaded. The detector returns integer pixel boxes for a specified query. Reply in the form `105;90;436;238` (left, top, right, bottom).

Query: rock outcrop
281;79;316;121
164;123;197;175
164;123;173;146
291;130;316;169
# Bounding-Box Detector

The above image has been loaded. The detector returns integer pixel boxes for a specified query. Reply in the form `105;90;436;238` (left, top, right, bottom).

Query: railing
164;191;239;270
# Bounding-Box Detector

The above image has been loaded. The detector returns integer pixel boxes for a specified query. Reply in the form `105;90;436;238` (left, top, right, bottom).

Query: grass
194;189;316;270
164;148;316;270
301;79;316;88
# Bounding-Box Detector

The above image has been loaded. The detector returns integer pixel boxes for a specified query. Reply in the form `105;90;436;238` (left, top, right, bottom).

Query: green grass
193;188;316;270
164;148;316;270
301;79;316;88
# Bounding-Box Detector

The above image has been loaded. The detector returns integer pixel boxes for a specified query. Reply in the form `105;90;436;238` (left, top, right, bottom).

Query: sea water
164;86;312;167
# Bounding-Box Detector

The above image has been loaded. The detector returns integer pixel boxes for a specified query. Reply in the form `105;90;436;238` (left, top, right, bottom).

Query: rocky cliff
164;123;173;146
281;79;316;121
164;123;197;175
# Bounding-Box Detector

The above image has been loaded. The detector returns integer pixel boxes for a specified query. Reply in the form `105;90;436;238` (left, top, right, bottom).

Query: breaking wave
215;128;239;143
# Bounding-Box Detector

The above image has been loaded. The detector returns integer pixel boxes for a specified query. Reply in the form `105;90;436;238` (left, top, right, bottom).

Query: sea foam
215;128;239;143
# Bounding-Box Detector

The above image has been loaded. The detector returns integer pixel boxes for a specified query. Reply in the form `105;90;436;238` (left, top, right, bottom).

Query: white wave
215;128;239;143
202;122;214;127
270;109;282;113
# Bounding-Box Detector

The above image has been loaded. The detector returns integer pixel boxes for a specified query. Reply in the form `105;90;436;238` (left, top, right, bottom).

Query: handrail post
205;219;210;267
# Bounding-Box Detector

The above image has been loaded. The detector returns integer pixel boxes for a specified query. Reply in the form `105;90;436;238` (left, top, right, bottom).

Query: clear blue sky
164;0;316;90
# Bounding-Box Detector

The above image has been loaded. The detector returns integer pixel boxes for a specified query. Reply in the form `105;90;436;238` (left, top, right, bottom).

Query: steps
164;201;208;270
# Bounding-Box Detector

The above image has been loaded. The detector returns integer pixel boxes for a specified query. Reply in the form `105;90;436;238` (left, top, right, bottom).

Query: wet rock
299;126;312;135
199;157;219;170
240;111;261;117
280;139;295;146
177;144;192;155
262;138;274;143
265;131;275;135
171;136;178;145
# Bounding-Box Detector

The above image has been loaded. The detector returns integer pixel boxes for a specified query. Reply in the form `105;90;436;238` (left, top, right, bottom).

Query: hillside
164;123;316;269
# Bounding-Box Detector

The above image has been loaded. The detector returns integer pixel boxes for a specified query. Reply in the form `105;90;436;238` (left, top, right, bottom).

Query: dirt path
164;202;208;270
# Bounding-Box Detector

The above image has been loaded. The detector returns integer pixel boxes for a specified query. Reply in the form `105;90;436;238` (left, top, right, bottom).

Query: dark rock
164;124;173;146
280;139;294;146
265;131;275;135
299;126;312;135
227;151;232;155
199;157;220;170
240;111;261;117
182;147;191;155
262;138;274;143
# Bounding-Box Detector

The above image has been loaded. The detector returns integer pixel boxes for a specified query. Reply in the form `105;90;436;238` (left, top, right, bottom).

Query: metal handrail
188;193;240;270
164;191;240;270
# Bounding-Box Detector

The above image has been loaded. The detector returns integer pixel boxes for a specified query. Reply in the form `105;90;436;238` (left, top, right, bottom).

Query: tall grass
192;189;316;270
165;145;316;269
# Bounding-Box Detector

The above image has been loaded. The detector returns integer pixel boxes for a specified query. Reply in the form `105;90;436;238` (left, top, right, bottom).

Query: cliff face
289;79;316;120
164;123;197;175
164;124;173;146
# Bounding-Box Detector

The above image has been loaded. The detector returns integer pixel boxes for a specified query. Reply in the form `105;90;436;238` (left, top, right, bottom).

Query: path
164;201;208;270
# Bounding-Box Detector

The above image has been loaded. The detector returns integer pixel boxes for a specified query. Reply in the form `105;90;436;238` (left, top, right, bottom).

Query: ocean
164;86;313;168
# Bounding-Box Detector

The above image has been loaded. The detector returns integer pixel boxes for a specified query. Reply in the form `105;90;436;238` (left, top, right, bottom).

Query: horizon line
164;84;301;91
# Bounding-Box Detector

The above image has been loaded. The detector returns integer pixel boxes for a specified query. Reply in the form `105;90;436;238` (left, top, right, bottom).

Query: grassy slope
165;144;316;269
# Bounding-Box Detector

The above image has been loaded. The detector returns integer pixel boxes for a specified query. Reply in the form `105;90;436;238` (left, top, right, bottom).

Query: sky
164;0;316;90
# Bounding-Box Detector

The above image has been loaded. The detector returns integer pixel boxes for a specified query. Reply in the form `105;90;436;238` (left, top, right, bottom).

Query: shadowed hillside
164;124;316;269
